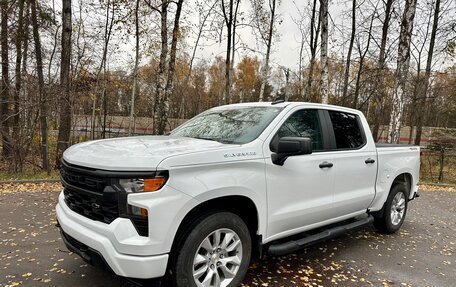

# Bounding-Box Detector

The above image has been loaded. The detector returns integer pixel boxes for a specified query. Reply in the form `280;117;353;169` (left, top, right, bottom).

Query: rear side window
328;110;365;149
276;109;324;151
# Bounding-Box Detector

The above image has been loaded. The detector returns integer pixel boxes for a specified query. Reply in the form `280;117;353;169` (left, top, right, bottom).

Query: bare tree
221;0;241;104
91;0;115;140
319;0;329;104
414;0;441;145
30;0;50;173
149;0;186;135
387;0;418;143
1;0;10;158
157;0;185;134
371;0;394;141
291;4;306;100
12;0;26;171
128;0;140;136
152;0;169;134
305;0;320;101
408;1;434;144
187;0;218;81
230;0;241;74
353;4;376;109
253;0;278;102
179;0;218;118
341;0;356;105
56;0;72;166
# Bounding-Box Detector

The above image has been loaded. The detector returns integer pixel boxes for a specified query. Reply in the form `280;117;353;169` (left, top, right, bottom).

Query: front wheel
171;212;252;287
374;184;408;234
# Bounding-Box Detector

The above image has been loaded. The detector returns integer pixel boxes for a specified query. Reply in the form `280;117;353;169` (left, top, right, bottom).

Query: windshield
171;106;283;144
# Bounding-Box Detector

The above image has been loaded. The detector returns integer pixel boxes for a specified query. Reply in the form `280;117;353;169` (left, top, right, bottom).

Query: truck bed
368;144;420;212
375;143;418;148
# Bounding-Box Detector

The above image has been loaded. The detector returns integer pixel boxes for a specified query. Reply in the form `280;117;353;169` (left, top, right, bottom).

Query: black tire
374;184;408;234
170;211;252;287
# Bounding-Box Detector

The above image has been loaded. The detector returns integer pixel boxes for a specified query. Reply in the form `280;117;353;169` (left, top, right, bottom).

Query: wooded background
0;0;455;182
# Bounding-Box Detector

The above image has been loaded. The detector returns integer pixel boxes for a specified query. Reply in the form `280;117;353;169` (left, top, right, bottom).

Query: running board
267;215;374;257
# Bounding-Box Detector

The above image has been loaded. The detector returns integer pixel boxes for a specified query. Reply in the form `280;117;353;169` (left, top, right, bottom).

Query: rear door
264;108;335;240
325;109;377;218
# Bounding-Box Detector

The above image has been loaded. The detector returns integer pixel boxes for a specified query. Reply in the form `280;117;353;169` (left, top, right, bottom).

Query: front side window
275;109;324;151
171;106;283;144
328;110;365;149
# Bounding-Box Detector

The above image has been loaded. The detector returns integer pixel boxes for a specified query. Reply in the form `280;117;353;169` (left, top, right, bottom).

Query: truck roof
214;101;363;115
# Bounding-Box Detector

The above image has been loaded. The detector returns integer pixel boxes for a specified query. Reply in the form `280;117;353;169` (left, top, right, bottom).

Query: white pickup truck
56;101;420;287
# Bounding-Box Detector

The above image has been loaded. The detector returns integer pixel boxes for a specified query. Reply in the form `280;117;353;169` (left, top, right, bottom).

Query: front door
264;108;335;241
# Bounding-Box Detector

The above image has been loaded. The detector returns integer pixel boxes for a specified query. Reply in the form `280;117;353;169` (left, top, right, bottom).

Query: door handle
319;161;333;168
365;158;376;164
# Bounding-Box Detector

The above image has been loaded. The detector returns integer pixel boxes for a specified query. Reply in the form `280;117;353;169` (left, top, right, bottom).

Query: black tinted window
328;111;364;149
276;109;324;151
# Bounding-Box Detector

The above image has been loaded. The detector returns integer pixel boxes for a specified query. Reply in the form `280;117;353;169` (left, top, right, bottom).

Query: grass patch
0;171;59;181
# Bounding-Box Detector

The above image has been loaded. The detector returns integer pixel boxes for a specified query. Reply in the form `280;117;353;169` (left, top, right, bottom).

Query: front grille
60;165;106;192
60;161;149;237
61;162;119;224
63;188;119;223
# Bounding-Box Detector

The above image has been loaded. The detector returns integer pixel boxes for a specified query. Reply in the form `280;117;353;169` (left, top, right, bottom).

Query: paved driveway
0;185;454;287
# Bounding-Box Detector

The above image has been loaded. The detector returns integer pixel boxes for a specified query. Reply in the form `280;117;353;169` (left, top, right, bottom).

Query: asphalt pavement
0;187;454;287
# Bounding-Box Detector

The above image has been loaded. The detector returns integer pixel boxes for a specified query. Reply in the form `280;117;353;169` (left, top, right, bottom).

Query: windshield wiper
193;136;234;144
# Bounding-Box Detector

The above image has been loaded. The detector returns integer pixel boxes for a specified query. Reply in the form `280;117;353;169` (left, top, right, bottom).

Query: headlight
119;176;167;193
117;173;168;220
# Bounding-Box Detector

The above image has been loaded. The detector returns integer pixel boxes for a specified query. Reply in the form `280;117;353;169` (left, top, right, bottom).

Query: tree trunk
387;0;417;143
157;0;184;135
1;0;10;158
283;68;290;100
31;0;50;173
101;2;115;139
438;147;444;182
298;29;304;100
319;0;329;104
230;0;240;74
305;0;320;101
21;4;31;130
56;0;72;167
221;0;235;104
154;0;168;134
371;0;393;141
13;0;26;171
341;0;356;106
91;0;114;140
258;0;276;102
128;0;140;136
415;0;440;146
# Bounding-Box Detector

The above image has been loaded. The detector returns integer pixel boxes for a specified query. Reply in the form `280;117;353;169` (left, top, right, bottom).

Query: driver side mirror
271;137;312;166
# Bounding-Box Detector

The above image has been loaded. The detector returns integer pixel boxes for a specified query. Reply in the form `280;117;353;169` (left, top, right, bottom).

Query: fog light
129;205;148;217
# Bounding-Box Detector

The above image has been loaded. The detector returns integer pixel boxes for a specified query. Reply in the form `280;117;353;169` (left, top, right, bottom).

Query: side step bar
267;215;374;257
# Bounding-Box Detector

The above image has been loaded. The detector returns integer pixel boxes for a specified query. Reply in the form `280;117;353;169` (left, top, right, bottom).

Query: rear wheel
374;184;408;234
171;212;252;287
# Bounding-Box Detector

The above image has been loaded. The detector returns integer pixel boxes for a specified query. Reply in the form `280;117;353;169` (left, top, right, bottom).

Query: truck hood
63;136;234;171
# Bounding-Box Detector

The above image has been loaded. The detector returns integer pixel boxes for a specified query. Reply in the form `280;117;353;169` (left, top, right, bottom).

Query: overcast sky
108;0;349;72
76;0;453;73
191;0;345;69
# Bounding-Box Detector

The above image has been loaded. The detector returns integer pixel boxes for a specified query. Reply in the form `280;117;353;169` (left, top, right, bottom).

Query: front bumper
56;196;168;279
